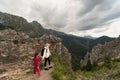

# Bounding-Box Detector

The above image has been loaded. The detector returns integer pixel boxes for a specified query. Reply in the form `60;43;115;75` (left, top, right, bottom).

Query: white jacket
42;47;51;59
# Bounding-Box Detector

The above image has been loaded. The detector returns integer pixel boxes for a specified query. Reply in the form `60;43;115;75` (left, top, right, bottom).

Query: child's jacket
33;57;41;67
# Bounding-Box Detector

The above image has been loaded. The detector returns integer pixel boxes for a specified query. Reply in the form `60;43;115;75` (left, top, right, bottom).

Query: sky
0;0;120;37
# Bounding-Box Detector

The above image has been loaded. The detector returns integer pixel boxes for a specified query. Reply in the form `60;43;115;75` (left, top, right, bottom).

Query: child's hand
42;58;44;60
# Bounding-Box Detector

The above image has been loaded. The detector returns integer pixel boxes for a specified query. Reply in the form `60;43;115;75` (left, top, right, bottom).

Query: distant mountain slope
89;36;115;51
0;11;44;37
83;35;96;39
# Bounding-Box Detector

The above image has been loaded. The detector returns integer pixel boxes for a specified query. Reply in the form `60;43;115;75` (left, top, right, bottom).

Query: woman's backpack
41;48;47;56
41;48;45;56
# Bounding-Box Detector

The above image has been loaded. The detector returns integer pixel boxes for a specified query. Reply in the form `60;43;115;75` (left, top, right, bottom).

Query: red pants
33;66;40;77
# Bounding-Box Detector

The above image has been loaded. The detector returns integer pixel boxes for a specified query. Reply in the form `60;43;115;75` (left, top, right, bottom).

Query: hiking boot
49;66;53;69
44;68;49;70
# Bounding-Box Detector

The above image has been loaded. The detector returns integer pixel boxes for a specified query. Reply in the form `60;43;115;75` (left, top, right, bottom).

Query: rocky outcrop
81;36;120;66
0;29;71;80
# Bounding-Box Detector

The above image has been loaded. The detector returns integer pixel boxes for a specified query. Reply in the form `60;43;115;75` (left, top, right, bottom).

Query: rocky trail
0;63;54;80
24;67;53;80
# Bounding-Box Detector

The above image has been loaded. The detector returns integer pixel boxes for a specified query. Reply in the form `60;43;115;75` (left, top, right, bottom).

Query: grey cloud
79;0;104;15
29;2;68;30
75;0;119;31
102;11;120;23
97;0;116;11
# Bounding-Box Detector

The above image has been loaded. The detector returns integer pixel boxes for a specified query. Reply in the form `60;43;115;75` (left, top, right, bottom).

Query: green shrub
104;56;112;69
51;54;75;80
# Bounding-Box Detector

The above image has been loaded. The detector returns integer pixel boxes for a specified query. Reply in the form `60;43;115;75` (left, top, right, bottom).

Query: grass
51;53;76;80
76;58;120;80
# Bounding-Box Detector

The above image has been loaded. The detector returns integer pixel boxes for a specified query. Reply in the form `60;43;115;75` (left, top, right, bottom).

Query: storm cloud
0;0;120;37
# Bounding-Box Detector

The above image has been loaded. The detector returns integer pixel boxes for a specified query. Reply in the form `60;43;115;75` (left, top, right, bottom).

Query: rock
0;73;8;79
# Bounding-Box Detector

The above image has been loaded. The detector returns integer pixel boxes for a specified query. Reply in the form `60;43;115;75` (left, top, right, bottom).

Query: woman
42;43;52;70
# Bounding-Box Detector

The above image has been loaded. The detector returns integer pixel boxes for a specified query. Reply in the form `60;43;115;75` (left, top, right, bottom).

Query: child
33;52;42;78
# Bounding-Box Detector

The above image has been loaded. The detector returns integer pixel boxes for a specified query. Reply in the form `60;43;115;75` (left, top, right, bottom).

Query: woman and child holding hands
33;43;52;78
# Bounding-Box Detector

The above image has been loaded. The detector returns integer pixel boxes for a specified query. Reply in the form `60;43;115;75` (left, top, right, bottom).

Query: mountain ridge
0;11;115;70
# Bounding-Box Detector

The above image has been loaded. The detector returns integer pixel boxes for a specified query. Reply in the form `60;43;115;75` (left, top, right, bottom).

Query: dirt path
23;67;54;80
0;64;54;80
39;68;53;80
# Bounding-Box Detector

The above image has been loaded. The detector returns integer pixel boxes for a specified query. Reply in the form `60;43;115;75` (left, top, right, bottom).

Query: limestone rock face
0;29;71;80
81;36;120;66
